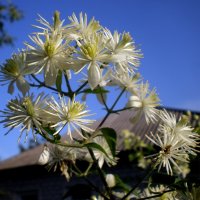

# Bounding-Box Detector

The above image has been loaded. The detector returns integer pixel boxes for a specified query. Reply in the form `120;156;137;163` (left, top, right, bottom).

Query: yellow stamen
22;97;35;116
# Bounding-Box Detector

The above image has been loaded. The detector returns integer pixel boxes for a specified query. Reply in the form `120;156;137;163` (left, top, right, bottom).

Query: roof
0;107;199;171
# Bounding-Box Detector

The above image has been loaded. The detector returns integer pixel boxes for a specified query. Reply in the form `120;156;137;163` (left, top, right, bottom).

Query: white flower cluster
0;93;94;141
0;11;199;180
0;11;161;140
0;11;160;125
146;110;199;175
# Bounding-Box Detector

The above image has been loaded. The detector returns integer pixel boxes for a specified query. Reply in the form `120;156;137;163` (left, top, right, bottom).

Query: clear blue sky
0;0;200;160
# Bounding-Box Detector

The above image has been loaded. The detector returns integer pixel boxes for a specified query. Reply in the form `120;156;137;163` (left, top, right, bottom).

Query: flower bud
38;146;50;165
127;95;142;108
105;174;116;188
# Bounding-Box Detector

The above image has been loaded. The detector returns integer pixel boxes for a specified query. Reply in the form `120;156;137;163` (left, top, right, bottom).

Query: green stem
39;133;55;143
83;163;93;175
111;106;133;114
87;147;115;200
56;142;84;148
97;87;126;129
99;86;109;111
64;74;73;99
72;163;110;200
121;163;157;200
75;81;88;94
30;75;69;96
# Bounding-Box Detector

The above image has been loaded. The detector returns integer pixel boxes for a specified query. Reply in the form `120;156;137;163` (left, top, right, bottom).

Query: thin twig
111;106;133;114
30;75;69;96
73;163;110;200
121;163;157;200
64;74;73;93
97;87;126;129
75;81;88;94
87;147;115;200
99;86;109;111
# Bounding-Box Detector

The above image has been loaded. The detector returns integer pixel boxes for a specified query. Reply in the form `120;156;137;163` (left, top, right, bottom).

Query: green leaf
114;175;131;192
42;126;61;142
100;127;117;157
43;126;55;136
82;87;109;94
56;70;62;93
84;142;109;157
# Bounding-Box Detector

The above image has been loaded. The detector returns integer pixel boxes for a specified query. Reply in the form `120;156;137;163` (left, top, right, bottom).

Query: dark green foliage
82;87;109;94
0;0;23;46
101;127;117;157
84;142;109;157
56;70;63;93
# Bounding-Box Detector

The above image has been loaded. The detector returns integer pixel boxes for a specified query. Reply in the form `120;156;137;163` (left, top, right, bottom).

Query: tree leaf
114;175;131;192
56;70;62;93
82;87;109;94
84;142;109;157
100;127;117;157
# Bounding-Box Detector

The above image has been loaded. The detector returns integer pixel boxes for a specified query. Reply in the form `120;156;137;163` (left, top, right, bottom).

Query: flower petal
8;81;15;94
16;77;30;96
88;63;101;90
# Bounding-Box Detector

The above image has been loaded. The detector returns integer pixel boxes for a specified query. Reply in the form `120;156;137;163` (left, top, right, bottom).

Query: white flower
33;11;66;36
74;33;109;89
175;185;200;200
38;145;50;165
0;93;48;141
146;132;189;175
39;144;77;164
104;29;142;72
39;144;77;181
110;70;140;92
159;110;199;148
45;95;95;140
146;110;199;175
67;12;101;40
85;135;117;168
0;52;30;95
128;82;160;124
139;185;177;200
25;30;72;86
80;69;111;105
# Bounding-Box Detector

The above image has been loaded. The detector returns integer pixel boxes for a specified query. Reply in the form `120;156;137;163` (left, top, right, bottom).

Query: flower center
67;101;85;121
4;59;19;77
163;145;172;155
44;40;56;58
117;33;132;49
22;97;35;117
81;42;98;59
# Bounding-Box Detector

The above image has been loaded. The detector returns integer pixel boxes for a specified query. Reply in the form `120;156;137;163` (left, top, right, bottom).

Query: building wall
0;166;68;200
0;162;145;200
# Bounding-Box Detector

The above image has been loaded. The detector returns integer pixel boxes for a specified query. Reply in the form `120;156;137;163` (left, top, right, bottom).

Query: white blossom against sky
0;0;200;160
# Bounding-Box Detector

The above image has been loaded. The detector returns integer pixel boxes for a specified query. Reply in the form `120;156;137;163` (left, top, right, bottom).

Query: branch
97;87;126;129
99;86;109;111
64;74;73;95
121;162;157;200
87;147;115;200
75;81;88;94
30;75;69;96
72;163;110;200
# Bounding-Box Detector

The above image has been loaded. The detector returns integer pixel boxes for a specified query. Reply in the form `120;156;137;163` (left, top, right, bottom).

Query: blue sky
0;0;200;160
